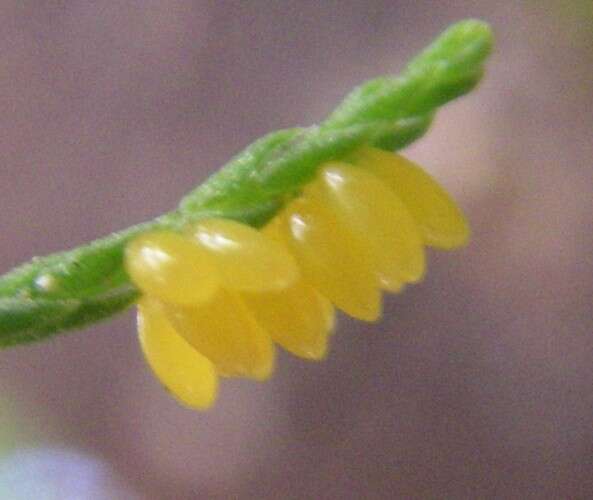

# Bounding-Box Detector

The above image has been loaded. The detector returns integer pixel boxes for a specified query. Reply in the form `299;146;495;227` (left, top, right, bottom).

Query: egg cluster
124;146;469;409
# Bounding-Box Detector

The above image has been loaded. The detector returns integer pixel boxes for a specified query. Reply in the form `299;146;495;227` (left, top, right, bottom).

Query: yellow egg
187;218;299;292
164;289;275;380
243;278;335;360
125;231;220;306
350;146;470;249
281;196;381;322
314;163;425;287
237;217;335;359
137;298;218;409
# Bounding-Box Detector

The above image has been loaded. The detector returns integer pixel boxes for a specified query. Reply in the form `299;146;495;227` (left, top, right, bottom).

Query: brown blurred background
1;1;593;498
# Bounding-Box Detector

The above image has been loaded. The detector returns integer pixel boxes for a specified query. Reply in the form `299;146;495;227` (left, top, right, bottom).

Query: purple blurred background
1;1;593;498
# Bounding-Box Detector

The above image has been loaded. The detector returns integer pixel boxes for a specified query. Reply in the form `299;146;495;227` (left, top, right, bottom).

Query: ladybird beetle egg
282;195;381;322
351;146;470;249
164;289;275;380
316;163;425;286
138;298;218;409
125;231;220;306
188;218;298;293
233;217;336;360
243;279;334;360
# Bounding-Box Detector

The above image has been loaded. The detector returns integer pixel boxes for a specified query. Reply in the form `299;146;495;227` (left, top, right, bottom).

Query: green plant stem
0;19;493;347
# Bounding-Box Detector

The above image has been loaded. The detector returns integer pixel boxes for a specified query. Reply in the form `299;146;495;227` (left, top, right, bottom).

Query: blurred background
1;1;592;498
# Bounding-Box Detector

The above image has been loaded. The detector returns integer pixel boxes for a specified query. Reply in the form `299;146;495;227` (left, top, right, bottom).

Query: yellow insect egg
281;195;381;322
350;146;470;249
125;231;220;306
164;289;275;380
241;218;336;360
243;279;334;361
314;162;425;288
137;298;218;409
187;218;299;293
